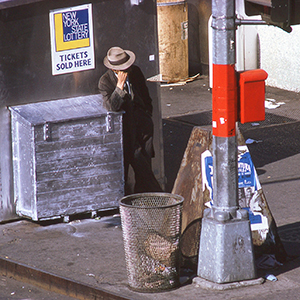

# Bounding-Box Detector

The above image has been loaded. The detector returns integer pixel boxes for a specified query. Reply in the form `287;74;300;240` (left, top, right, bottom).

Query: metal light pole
197;0;256;283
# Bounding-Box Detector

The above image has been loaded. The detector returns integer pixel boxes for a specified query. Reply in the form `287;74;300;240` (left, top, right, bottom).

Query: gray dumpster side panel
10;96;124;221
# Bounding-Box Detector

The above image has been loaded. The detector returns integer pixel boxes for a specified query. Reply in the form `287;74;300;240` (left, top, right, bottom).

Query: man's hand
116;71;128;90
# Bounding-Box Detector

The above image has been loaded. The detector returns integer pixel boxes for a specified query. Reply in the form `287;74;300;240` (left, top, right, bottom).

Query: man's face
114;67;131;74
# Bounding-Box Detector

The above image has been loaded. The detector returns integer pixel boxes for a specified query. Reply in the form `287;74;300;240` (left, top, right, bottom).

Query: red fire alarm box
239;69;268;124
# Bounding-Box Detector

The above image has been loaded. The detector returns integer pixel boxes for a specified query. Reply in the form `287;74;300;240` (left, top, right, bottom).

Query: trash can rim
119;192;184;209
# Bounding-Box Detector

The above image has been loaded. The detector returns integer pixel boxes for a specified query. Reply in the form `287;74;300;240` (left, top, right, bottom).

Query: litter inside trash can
119;192;183;292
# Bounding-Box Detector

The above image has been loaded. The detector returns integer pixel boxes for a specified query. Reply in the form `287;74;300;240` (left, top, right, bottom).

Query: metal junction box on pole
239;69;268;124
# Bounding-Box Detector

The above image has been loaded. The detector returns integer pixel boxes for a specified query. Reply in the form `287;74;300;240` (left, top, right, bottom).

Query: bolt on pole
197;0;256;283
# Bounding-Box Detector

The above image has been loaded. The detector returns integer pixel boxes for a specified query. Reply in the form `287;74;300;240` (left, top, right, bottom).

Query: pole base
193;276;264;290
197;212;256;283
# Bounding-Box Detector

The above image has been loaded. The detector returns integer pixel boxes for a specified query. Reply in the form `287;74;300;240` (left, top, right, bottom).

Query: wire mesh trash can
119;192;184;292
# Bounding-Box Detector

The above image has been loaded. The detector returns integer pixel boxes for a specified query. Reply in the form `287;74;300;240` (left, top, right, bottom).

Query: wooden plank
37;180;123;199
172;127;212;233
37;190;122;218
35;137;105;153
35;142;122;162
172;127;211;261
35;153;123;173
36;161;123;182
34;118;121;143
36;172;123;194
35;134;122;153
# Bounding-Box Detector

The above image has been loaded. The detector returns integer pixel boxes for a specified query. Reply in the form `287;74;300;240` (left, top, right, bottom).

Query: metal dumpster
10;95;124;221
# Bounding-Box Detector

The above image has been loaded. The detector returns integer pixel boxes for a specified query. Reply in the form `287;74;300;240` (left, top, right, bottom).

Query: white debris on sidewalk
265;98;286;109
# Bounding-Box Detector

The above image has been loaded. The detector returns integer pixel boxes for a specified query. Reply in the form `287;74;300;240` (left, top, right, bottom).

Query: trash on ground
69;220;81;224
265;274;278;282
147;73;201;85
265;98;285;109
245;138;262;144
161;74;201;87
256;254;283;270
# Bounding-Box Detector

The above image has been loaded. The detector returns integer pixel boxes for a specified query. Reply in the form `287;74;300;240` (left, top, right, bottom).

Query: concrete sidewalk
0;76;300;299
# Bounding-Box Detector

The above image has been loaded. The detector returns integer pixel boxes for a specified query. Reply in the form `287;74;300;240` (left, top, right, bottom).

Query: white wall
257;25;300;93
210;1;300;92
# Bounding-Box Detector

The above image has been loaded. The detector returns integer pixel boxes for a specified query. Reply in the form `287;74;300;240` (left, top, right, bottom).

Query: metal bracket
235;18;267;26
235;17;292;32
43;122;51;141
106;112;114;133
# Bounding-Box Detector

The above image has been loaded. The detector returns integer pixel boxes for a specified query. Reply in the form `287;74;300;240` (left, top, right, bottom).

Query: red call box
239;69;268;124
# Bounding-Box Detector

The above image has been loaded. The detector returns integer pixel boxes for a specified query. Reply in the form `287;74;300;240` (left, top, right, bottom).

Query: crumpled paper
265;98;285;109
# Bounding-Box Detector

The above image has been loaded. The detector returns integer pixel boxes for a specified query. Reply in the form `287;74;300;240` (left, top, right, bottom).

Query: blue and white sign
49;4;95;75
238;148;258;190
201;150;213;206
201;146;268;232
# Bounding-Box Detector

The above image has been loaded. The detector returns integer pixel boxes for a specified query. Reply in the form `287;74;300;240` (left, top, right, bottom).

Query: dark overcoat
98;65;161;194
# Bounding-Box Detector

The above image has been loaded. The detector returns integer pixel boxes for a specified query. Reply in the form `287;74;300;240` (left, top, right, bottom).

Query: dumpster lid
9;95;111;125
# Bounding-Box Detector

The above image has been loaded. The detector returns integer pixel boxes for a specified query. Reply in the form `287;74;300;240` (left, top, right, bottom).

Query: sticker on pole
201;150;213;207
49;4;95;75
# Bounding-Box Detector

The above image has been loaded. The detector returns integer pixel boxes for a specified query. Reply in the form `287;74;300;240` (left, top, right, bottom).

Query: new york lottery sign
49;4;94;75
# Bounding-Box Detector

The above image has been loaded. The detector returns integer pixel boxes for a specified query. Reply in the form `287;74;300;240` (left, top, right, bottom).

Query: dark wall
0;0;163;221
0;0;159;105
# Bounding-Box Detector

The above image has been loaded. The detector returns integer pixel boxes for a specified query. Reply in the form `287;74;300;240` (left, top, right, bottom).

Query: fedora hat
103;47;136;70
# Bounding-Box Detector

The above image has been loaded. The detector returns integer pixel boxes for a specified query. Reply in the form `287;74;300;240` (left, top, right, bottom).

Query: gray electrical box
9;95;124;221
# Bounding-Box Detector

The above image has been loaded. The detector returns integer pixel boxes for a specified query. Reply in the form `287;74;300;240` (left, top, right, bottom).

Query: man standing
98;46;162;195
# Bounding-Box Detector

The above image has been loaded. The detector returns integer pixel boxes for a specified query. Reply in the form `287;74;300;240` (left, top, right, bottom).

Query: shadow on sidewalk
240;121;300;169
163;112;300;192
163;119;194;192
278;222;300;258
163;112;300;280
256;222;300;278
